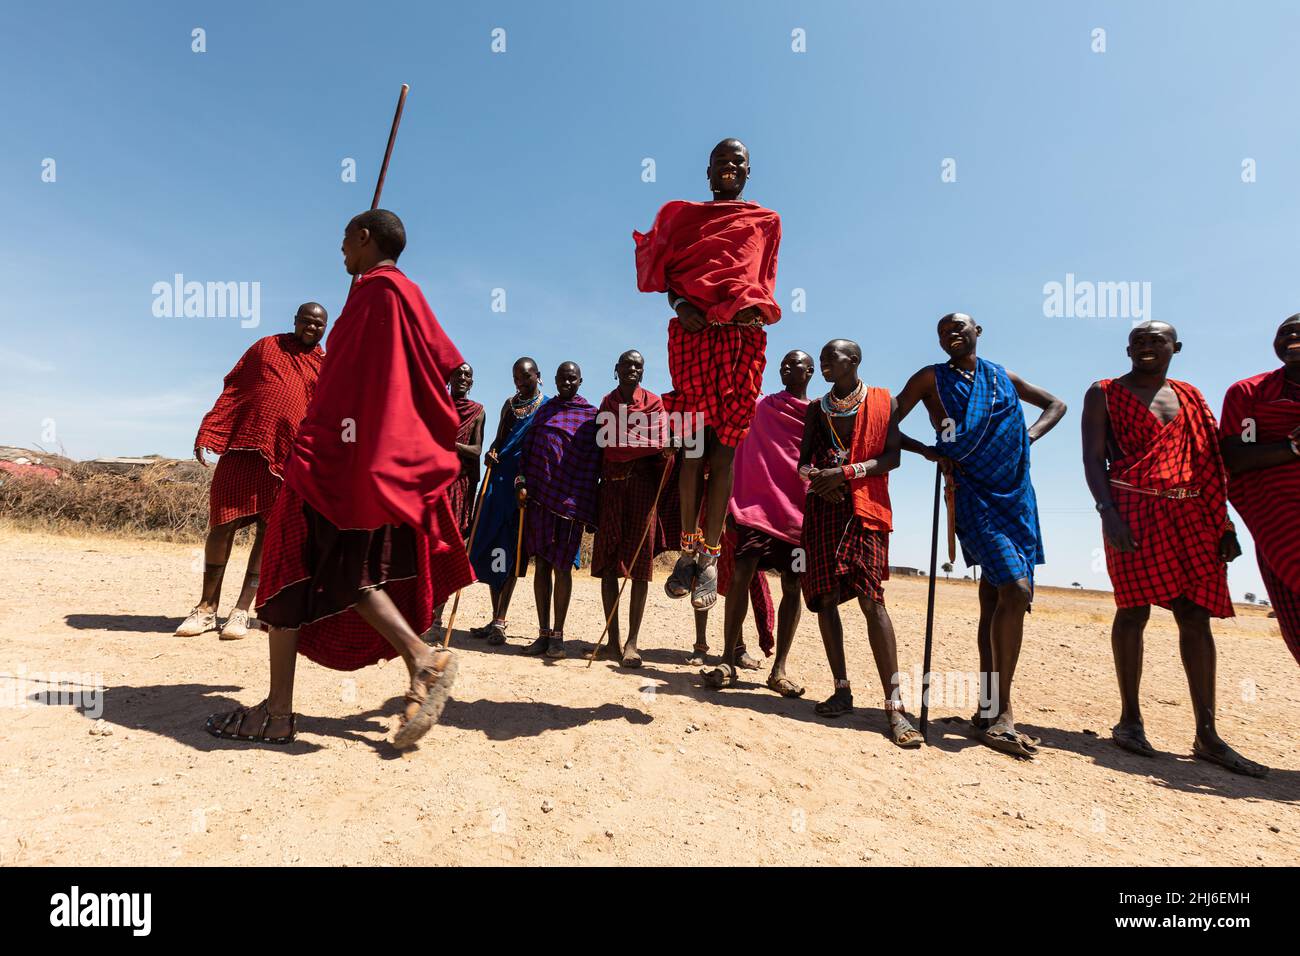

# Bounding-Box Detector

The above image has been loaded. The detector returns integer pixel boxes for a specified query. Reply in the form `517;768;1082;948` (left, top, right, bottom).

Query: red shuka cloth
597;386;666;473
1220;368;1300;595
728;391;809;545
282;265;465;539
848;387;894;532
634;200;782;326
195;333;323;477
1101;379;1233;617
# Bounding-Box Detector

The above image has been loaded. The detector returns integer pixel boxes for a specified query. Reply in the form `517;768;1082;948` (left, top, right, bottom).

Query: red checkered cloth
195;333;322;478
254;485;473;672
208;449;281;527
450;398;485;534
1221;369;1300;600
799;409;889;610
591;455;672;581
1259;548;1300;666
1101;379;1233;618
662;318;767;449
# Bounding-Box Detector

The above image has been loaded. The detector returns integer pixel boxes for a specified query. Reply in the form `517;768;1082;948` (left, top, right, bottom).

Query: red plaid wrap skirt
800;493;889;612
255;486;474;671
662;317;766;449
209;450;281;528
591;457;670;581
1259;549;1300;666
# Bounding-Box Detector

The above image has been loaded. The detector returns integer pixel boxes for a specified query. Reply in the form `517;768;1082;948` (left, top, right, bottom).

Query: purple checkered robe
521;395;601;526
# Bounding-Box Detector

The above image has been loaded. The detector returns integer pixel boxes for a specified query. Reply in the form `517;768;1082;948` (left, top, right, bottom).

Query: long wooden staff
439;462;493;649
348;84;410;296
586;455;675;667
514;502;526;578
920;463;942;742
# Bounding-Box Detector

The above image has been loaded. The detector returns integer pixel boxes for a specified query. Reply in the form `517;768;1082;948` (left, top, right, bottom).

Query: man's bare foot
620;639;642;668
205;699;296;744
686;643;709;666
1192;735;1269;778
733;646;762;670
1112;721;1156;757
583;637;620;661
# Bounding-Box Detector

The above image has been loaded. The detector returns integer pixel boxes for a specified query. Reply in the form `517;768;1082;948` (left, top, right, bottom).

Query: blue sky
3;1;1297;598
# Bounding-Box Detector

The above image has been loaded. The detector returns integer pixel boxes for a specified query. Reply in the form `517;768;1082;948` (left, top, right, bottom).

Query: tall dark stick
348;84;410;296
371;83;409;210
920;462;942;742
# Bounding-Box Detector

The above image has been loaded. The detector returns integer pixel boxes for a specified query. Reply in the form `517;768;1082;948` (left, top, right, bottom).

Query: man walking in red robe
204;209;472;748
177;303;325;639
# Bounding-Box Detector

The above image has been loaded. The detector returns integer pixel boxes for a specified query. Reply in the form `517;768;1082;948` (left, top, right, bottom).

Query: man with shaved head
1083;320;1266;776
177;301;326;640
204;209;471;748
515;362;601;659
469;356;546;645
792;339;920;747
704;349;815;697
896;314;1066;758
589;349;673;667
634;137;783;610
1220;314;1300;668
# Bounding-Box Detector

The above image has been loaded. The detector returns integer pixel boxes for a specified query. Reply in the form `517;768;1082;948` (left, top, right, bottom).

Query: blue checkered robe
934;359;1044;588
469;394;545;589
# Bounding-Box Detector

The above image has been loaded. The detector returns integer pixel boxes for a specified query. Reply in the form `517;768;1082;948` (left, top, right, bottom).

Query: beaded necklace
511;390;543;419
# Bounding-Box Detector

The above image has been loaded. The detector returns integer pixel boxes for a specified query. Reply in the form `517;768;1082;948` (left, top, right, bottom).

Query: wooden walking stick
348;83;410;296
439;462;493;649
586;455;675;668
514;501;526;578
920;462;942;743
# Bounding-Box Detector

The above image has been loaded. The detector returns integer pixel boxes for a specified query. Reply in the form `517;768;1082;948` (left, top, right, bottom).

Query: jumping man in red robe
635;138;782;611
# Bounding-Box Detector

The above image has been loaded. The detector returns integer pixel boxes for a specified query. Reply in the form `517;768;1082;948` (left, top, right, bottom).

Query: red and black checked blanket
255;486;473;671
195;333;322;478
209;450;280;527
1102;378;1232;617
1221;369;1300;599
663;319;767;449
591;455;672;582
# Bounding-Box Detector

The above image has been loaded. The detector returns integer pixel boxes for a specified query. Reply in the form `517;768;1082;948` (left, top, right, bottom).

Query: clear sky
3;1;1297;598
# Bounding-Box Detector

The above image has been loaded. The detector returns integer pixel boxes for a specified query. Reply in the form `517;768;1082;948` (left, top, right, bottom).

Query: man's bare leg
232;519;266;612
595;574;624;660
622;579;649;666
813;588;853;716
178;519;242;635
687;607;710;665
703;552;756;687
666;455;706;598
520;559;552;654
1172;598;1267;776
1110;605;1155;754
214;625;299;738
766;570;804;696
549;563;573;658
691;441;736;610
859;596;920;745
973;579;996;726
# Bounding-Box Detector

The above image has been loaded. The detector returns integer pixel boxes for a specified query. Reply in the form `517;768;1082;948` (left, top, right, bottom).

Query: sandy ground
1;525;1296;867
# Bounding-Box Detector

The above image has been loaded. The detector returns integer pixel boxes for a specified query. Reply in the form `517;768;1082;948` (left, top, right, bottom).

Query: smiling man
895;313;1066;759
429;362;485;640
177;302;326;640
792;340;921;748
1220;314;1300;668
589;349;672;667
634;138;782;611
203;209;472;749
1082;320;1267;777
516;362;601;659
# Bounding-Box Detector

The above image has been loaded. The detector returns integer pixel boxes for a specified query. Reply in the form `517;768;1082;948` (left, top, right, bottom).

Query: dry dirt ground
1;525;1296;866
